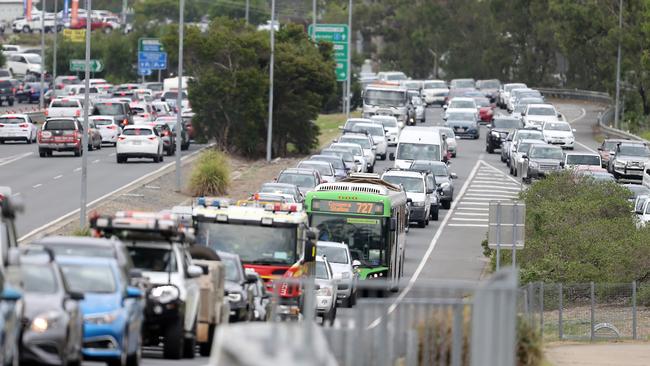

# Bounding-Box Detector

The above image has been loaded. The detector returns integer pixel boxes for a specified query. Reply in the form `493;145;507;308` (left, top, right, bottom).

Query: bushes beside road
189;149;230;197
485;171;650;285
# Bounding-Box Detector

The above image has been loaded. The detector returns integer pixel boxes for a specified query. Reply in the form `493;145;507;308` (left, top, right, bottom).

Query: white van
390;126;448;169
642;164;650;190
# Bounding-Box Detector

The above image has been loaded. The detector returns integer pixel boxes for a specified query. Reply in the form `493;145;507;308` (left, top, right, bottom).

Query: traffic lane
7;143;205;236
86;350;207;366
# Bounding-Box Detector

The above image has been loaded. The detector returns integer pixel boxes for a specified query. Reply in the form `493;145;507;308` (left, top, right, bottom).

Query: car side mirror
450;172;458;179
352;260;361;268
557;113;563;118
560;161;565;167
572;128;577;132
198;264;210;275
486;124;492;128
597;147;603;151
521;112;526;116
371;146;376;151
160;97;165;101
406;198;413;204
389;153;395;161
426;188;434;194
186;264;203;278
67;291;85;301
126;286;142;299
246;273;257;284
398;122;404;129
522;154;528;159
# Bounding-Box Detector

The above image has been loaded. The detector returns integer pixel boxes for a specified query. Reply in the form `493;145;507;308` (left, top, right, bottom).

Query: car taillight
147;136;157;141
44;110;48;116
11;88;15;94
163;130;170;136
118;136;126;141
37;130;42;141
0;124;3;127
75;110;81;117
19;123;27;128
122;119;128;126
106;125;116;129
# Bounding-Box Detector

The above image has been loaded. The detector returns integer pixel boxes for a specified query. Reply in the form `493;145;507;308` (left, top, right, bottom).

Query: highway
1;100;601;365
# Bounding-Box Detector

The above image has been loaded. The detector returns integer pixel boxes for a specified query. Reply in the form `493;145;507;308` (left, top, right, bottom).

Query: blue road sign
138;68;152;76
138;52;168;71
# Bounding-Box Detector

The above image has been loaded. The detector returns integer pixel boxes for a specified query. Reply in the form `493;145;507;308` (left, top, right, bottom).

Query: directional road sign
69;59;104;72
138;38;164;52
138;51;168;70
308;24;349;82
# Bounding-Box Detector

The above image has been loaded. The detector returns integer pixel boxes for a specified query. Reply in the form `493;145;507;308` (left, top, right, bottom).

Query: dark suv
0;80;15;106
38;118;83;157
92;100;133;127
486;116;524;153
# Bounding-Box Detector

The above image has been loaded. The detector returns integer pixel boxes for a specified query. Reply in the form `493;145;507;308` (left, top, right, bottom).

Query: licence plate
54;136;66;141
132;141;141;145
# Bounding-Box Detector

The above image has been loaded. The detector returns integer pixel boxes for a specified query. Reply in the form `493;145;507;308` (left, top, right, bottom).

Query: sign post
488;201;525;270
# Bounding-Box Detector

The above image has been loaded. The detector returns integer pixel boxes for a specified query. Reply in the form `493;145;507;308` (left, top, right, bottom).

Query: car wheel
162;317;184;359
452;152;457;157
126;332;142;366
22;25;30;33
367;166;374;173
418;220;426;228
182;324;196;359
88;143;93;151
39;149;47;157
160;154;164;162
181;143;189;151
442;200;451;209
513;168;517;177
166;146;174;156
96;141;101;150
25;136;31;144
487;145;493;154
198;324;215;357
431;206;439;221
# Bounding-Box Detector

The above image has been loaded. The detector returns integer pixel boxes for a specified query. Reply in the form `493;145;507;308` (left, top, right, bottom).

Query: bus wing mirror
389;217;397;232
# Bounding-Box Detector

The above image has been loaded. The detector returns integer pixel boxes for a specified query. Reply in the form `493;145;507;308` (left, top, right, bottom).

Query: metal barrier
208;269;519;366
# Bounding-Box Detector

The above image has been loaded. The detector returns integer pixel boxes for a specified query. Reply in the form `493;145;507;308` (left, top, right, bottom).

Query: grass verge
315;111;361;148
188;149;230;197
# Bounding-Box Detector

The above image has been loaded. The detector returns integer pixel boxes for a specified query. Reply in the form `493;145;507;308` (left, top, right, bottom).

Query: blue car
0;282;21;366
57;256;143;366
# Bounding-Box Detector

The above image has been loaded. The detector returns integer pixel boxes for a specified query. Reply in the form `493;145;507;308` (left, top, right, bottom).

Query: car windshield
312;156;344;169
0;117;25;124
493;119;522;129
545;122;571;131
260;184;296;196
128;246;177;272
131;107;145;113
353;125;384;137
517;142;534;153
220;257;242;282
411;162;448;176
93;119;113;126
51;100;80;108
123;128;153;136
24;54;41;63
332;144;362;156
46;245;115;258
163;91;188;99
530;146;563;159
44;120;75;130
311;215;387;267
474;98;491;107
340;136;371;149
386;73;407;81
440;128;455;138
567;155;600;166
382;175;423;193
315;261;329;280
317;246;348;264
363;89;406;107
451;80;475;88
61;264;116;293
7;265;57;293
397;143;440;161
299;162;332;176
196;223;298;266
477;80;500;89
628;186;650;199
507;84;527;91
277;173;317;188
602;141;618;151
618;144;650;157
93;103;123;115
450;100;475;109
403;81;421;89
518;131;544;140
423;81;446;89
372;117;398;128
528;107;556;116
447;112;475;121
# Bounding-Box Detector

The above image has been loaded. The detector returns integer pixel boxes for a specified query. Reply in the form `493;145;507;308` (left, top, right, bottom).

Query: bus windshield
364;89;407;107
195;222;298;266
311;214;387;268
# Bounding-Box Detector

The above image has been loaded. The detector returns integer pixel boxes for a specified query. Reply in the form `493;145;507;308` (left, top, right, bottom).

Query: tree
207;0;269;25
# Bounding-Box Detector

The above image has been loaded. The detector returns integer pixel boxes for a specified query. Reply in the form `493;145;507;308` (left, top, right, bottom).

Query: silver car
521;144;564;183
315;256;338;325
317;241;358;308
353;122;388;160
297;160;337;183
510;139;546;177
337;133;376;172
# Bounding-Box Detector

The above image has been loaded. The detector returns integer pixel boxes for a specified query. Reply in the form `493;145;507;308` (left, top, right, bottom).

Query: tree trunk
639;86;650;116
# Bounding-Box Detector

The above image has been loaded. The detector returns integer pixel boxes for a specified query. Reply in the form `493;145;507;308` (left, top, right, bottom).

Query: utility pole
80;0;91;228
614;0;623;129
121;0;127;25
53;0;58;81
266;0;275;162
39;0;46;110
245;0;249;23
311;0;316;42
345;0;352;117
175;0;184;192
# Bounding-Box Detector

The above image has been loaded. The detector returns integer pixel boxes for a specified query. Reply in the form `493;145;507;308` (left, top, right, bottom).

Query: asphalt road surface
1;100;601;366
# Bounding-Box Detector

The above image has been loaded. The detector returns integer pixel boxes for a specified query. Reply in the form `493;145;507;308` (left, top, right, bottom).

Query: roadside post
175;0;184;191
39;0;46;110
488;200;525;270
80;0;92;229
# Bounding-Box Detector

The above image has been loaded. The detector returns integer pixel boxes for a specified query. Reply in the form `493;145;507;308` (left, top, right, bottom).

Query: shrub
517;317;543;366
189;149;230;197
70;227;91;237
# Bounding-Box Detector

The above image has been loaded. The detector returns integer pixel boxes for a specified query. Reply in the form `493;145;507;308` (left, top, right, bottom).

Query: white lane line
465;193;518;198
459;202;490;205
32;184;42;189
92;159;100;164
367;159;484;329
451;217;488;222
460;197;515;201
569;108;587;123
455;212;488;216
0;152;33;167
457;207;489;211
470;185;521;190
479;161;523;185
73;167;81;172
575;141;597;153
471;178;519;183
567;108;597;153
467;189;521;194
448;224;488;228
53;175;63;180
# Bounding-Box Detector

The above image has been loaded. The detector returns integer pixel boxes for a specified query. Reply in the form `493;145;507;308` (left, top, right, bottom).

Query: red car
474;97;495;123
68;17;109;31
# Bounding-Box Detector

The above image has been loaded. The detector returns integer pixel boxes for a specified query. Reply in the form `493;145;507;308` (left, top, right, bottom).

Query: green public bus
305;175;408;291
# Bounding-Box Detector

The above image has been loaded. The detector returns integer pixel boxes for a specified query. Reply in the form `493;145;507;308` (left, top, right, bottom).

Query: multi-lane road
0;99;601;365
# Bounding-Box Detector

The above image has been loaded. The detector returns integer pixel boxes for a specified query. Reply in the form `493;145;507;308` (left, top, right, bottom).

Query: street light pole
80;0;91;228
345;0;352;118
175;0;184;192
311;0;316;42
245;0;249;23
265;0;275;162
614;0;623;129
53;0;58;81
39;0;46;110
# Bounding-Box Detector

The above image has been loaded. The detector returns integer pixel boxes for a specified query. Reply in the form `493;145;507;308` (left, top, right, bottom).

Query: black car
486;116;524;153
217;251;256;323
7;247;84;366
92;100;133;127
0;80;15;106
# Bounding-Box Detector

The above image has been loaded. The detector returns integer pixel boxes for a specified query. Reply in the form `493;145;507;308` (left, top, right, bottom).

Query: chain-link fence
519;282;650;342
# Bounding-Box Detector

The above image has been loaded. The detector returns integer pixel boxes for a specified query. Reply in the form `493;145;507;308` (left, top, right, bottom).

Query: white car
6;53;42;76
0;114;37;144
330;143;366;173
382;169;432;228
523;104;561;129
116;125;164;163
353;122;388;160
370;115;401;146
541;121;576;149
297;160;336;183
412;95;425;123
337;134;376;172
499;83;527;109
89;115;121;146
317;241;357;308
47;98;84;118
444;97;478;120
564;153;602;169
315;255;338;325
510;139;546;177
130;102;157;123
421;80;449;106
152;101;172;116
438;127;458;157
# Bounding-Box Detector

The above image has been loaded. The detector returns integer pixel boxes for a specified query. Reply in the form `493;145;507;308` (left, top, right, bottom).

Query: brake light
75;110;81;117
0;124;3;127
37;130;42;141
73;131;80;140
19;123;27;128
163;130;170;136
44;110;48;116
11;88;15;94
122;119;128;126
118;136;126;141
147;136;157;141
106;125;116;129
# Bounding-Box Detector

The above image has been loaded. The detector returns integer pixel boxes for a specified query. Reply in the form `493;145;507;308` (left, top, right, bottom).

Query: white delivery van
390;126;448;169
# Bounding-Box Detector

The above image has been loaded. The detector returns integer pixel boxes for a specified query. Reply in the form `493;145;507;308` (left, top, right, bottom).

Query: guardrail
536;87;646;142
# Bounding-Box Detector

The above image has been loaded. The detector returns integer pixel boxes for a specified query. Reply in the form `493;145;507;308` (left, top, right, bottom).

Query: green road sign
308;24;349;82
139;38;164;52
69;59;104;73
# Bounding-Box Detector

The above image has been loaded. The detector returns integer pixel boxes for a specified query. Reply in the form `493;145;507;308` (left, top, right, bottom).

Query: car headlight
491;131;500;137
84;310;120;325
150;285;180;304
529;162;539;169
412;201;425;207
614;161;626;168
316;286;332;296
227;292;242;303
341;272;351;279
31;311;62;332
441;182;450;188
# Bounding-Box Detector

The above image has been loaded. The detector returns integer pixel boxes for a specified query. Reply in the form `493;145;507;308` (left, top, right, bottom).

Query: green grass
315;111;361;148
638;131;650;141
189;149;230;196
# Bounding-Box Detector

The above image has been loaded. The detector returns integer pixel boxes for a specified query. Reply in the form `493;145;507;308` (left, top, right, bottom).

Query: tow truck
90;211;225;359
192;198;317;320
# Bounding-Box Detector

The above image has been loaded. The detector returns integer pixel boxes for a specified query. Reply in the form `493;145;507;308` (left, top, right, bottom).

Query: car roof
450;97;475;102
412;160;446;167
527;103;554;109
55;255;118;266
300;160;331;167
531;143;562;150
216;251;240;261
519;139;546;144
317;241;349;249
331;142;362;148
0;114;28;118
123;124;154;130
310;154;341;160
280;168;317;175
382;169;425;178
261;182;297;189
340;133;369;139
565;152;600;156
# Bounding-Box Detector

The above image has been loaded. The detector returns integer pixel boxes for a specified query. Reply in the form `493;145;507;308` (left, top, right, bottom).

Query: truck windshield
396;143;440;161
311;215;387;268
196;223;298;266
364;90;406;107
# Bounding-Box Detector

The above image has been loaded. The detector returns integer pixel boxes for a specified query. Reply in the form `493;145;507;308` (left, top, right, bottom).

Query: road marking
465;193;518;198
459;202;490;205
53;175;63;180
367;159;484;329
479;161;523;185
452;217;488;222
575;141;597;153
455;212;488;216
470;185;521;190
11;192;21;197
566;108;597;153
32;184;42;189
0;152;33;167
73;167;81;172
467;189;520;194
569;108;587;123
92;159;100;164
448;223;488;228
459;197;515;201
456;207;489;211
